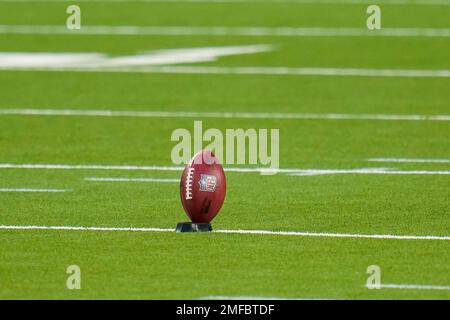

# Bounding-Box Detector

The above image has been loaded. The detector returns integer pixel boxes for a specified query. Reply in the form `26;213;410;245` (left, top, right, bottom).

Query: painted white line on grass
0;225;172;232
0;0;449;6
0;188;70;193
0;224;449;241
199;295;332;300
369;158;450;164
0;50;449;80
2;63;450;77
288;168;450;176
214;229;450;240
289;167;390;176
1;163;450;175
88;66;450;78
0;163;277;173
4;65;450;78
1;25;450;38
85;177;179;183
0;163;184;171
1;109;449;121
367;284;450;291
0;46;273;69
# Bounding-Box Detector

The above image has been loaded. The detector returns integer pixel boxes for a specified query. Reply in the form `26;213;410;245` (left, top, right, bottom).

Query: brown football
179;150;226;223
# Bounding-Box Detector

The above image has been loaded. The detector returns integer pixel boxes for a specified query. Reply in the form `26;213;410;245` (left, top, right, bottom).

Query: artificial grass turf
1;230;449;299
0;0;449;299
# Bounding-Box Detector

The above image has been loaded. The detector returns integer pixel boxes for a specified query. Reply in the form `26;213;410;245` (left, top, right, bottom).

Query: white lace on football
185;168;194;200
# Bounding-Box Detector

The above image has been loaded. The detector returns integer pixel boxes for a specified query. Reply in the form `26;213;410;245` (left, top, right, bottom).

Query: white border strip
0;188;70;192
0;224;449;241
369;158;450;164
0;109;449;121
1;25;450;38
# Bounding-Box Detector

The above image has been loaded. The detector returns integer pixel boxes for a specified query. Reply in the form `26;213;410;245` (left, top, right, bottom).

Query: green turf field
0;0;449;299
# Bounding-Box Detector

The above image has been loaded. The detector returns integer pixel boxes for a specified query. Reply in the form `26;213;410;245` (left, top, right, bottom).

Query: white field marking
1;163;450;175
0;163;185;171
1;109;449;122
367;284;450;291
0;163;272;173
85;177;179;183
289;168;450;176
0;0;449;5
1;50;449;79
1;25;450;38
199;296;333;300
86;66;450;78
0;46;273;69
213;229;450;240
0;225;173;233
369;158;450;164
0;225;449;241
0;188;70;193
290;167;390;176
3;65;449;78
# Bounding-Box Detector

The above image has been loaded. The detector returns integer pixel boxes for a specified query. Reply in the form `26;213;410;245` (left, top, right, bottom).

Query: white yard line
1;25;450;38
91;66;450;78
0;109;449;121
369;158;450;164
0;224;449;241
1;163;450;175
0;163;184;171
1;61;449;77
0;188;70;193
214;229;450;240
199;295;332;300
0;0;449;6
85;177;179;182
0;225;172;232
368;284;450;291
288;169;450;176
3;65;449;78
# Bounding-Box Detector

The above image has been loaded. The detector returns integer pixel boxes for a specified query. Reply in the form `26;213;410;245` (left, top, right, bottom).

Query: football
180;149;226;223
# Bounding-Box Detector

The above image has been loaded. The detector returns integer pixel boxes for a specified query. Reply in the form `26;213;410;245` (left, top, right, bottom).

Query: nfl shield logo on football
198;174;217;192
